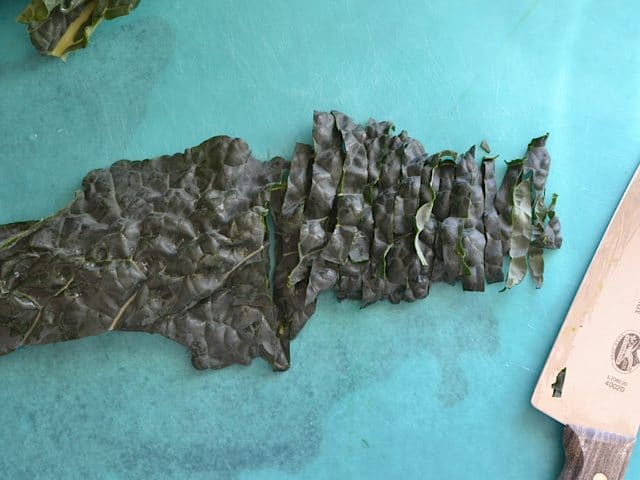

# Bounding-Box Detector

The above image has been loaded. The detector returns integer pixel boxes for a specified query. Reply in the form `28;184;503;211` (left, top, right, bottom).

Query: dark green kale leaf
0;136;288;371
0;221;38;244
18;0;141;58
0;111;563;372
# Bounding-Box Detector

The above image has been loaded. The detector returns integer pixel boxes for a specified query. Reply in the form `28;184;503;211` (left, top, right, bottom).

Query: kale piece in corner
0;111;562;371
17;0;141;59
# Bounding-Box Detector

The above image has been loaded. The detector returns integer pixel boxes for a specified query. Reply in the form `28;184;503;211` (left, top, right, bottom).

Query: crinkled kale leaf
0;111;562;371
0;136;289;371
17;0;140;58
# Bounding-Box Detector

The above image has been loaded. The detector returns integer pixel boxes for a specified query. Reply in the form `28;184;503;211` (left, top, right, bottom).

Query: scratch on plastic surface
365;24;377;57
505;0;541;39
504;362;534;374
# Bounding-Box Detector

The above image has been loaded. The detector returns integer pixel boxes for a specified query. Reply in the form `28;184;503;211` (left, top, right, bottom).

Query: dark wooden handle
558;425;636;480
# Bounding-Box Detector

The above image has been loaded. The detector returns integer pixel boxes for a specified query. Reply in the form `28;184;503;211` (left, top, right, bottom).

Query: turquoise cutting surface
1;1;639;479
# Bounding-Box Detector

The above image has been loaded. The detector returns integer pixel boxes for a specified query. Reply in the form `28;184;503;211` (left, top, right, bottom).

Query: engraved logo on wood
612;331;640;374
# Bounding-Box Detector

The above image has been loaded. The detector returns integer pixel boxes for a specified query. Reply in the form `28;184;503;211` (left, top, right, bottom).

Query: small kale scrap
0;111;562;371
17;0;141;58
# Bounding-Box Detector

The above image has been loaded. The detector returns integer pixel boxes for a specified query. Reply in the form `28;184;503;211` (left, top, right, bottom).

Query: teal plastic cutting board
1;1;639;478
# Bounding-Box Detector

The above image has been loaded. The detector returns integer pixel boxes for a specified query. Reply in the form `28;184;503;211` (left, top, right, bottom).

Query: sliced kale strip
383;132;425;303
272;143;315;359
360;119;393;305
455;146;486;292
332;112;370;301
525;135;562;288
413;153;440;298
0;111;562;371
481;156;503;284
430;156;457;283
505;177;533;289
286;112;344;338
398;134;429;302
494;158;523;257
375;134;406;303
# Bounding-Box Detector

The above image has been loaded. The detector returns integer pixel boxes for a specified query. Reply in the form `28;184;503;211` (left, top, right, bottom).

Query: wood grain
559;425;636;480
